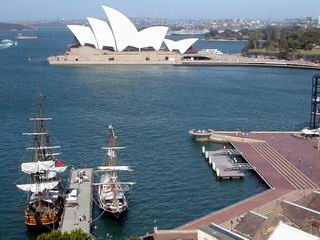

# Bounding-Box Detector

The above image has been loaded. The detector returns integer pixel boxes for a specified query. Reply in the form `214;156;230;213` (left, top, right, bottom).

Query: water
0;27;318;239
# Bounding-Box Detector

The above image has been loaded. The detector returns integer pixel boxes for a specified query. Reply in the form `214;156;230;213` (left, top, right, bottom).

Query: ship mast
106;124;119;208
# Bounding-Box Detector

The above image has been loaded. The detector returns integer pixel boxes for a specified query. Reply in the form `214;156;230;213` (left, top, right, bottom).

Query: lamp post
298;158;301;169
288;150;291;162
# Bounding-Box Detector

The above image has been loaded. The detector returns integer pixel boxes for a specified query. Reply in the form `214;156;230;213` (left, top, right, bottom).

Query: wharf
204;150;245;179
179;55;320;70
175;131;319;231
60;168;93;234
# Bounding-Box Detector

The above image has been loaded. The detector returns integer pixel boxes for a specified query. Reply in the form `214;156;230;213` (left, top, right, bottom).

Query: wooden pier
60;168;93;234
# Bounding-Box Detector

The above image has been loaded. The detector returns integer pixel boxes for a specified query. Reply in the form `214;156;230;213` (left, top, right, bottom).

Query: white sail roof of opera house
164;38;198;54
87;17;116;50
102;5;138;51
67;25;98;49
67;5;198;54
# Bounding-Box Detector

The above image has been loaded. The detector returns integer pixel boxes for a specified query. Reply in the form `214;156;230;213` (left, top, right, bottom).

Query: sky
1;0;320;22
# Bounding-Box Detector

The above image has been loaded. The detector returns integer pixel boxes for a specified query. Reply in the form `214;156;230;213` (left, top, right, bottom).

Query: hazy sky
1;0;320;22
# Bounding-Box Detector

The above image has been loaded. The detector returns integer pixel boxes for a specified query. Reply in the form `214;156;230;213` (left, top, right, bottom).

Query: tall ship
95;124;135;218
16;96;67;230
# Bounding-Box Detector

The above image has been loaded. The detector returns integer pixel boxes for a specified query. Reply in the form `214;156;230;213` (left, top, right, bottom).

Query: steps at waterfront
250;142;317;189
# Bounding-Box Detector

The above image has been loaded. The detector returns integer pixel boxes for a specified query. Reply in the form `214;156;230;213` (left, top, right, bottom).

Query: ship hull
98;203;128;219
97;184;129;219
25;210;61;231
24;190;65;231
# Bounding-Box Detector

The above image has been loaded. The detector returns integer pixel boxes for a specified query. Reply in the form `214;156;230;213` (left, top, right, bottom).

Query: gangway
224;163;255;171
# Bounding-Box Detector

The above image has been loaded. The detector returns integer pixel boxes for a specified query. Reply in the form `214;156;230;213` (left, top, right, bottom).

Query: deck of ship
60;168;93;234
176;132;319;231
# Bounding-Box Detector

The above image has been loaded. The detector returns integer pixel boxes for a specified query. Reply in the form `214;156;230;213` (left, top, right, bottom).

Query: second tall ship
95;124;135;218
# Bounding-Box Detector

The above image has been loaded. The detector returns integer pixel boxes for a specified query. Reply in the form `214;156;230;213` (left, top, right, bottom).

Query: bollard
202;146;206;155
209;156;212;164
205;151;208;159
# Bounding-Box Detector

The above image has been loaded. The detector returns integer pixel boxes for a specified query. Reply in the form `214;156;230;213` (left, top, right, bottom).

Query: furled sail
29;117;53;121
97;166;132;171
22;132;48;136
93;181;136;186
102;147;126;150
16;181;59;193
26;146;61;150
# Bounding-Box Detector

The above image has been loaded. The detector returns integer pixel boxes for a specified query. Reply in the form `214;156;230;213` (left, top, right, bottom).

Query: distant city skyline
1;0;320;22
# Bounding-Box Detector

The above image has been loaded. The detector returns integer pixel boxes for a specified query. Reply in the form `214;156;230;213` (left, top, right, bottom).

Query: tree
37;229;92;240
300;31;320;50
248;31;263;49
205;28;219;39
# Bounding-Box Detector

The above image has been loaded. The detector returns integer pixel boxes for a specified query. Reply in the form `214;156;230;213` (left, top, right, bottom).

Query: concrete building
48;6;198;65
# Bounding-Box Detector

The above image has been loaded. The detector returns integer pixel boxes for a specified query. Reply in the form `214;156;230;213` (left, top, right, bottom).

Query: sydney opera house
48;6;201;65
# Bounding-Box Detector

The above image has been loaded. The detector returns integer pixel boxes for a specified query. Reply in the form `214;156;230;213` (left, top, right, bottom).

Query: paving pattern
176;132;319;231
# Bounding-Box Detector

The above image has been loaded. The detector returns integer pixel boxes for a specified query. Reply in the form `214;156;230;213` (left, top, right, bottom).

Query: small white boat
188;129;214;141
0;39;14;49
189;129;214;137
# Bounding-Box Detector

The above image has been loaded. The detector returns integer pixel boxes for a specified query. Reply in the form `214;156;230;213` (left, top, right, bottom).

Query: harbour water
0;27;317;239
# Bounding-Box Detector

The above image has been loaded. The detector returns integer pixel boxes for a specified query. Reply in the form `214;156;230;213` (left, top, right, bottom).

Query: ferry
16;33;38;40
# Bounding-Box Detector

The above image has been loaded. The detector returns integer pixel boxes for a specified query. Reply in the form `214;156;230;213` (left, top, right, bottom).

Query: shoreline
49;59;320;70
203;39;247;42
179;61;320;70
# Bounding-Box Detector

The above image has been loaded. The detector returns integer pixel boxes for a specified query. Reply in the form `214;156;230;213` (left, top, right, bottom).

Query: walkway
177;132;319;231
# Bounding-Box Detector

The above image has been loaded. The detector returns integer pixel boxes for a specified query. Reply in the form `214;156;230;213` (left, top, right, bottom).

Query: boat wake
0;39;17;49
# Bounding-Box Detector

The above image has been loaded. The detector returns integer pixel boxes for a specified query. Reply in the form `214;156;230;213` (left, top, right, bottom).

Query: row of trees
37;229;141;240
242;26;320;59
0;22;32;31
205;28;252;40
37;229;92;240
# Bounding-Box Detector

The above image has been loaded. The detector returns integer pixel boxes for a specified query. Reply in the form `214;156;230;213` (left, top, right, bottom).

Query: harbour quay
152;131;320;240
60;168;93;234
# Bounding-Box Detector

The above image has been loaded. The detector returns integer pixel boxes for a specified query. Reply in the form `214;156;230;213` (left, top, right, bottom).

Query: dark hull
26;221;59;232
25;194;64;232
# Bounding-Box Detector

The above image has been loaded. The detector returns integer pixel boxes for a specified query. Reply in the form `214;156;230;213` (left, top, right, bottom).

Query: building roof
67;6;198;54
67;25;97;48
269;221;318;240
87;17;116;50
199;224;249;240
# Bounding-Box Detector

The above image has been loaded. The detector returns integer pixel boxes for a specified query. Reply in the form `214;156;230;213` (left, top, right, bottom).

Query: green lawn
297;48;320;55
248;48;320;56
